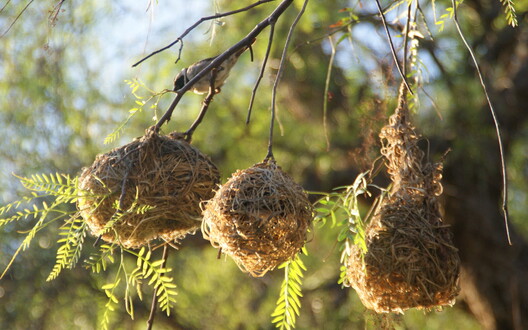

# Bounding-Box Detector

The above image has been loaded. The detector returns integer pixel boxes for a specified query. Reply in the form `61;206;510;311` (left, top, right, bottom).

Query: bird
173;41;254;94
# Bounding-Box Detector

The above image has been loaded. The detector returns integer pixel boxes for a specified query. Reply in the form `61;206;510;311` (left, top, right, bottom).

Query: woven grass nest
202;159;313;277
347;84;460;313
77;128;220;249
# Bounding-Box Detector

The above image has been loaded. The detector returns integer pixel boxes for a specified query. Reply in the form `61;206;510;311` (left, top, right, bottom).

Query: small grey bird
173;43;253;94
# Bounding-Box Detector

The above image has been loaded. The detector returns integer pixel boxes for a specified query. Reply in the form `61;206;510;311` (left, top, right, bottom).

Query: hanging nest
77;128;220;249
347;84;460;313
202;159;313;277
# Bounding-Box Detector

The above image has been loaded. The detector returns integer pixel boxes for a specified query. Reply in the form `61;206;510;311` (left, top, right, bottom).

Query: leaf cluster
104;79;171;145
500;0;518;26
271;250;307;330
0;172;178;328
313;171;383;287
0;173;82;279
128;247;178;317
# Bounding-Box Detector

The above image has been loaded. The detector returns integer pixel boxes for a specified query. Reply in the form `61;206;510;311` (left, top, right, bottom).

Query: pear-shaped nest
77;129;220;249
202;159;313;277
347;195;460;313
347;84;460;313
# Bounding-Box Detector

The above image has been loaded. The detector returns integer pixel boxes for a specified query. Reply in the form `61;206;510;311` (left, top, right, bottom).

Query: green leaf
127;248;177;316
270;253;306;329
151;260;164;268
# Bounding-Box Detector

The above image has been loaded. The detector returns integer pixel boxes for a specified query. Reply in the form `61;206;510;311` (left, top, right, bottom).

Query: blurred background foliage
1;0;527;329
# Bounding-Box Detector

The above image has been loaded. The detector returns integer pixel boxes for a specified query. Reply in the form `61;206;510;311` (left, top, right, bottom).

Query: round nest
347;83;460;313
202;160;313;277
77;129;220;249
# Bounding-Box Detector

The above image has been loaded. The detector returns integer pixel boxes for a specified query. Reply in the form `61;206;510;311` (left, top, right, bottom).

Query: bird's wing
186;57;216;77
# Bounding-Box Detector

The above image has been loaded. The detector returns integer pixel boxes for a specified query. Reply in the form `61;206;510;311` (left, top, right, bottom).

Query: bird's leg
184;69;218;142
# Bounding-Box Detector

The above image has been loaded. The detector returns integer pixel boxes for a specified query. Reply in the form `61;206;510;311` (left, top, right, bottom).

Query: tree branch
132;0;274;68
154;0;295;132
0;0;35;38
266;0;309;159
246;21;275;125
374;0;413;95
451;0;510;245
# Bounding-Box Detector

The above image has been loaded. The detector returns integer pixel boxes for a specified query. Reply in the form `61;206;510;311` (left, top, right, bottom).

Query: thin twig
265;22;277;159
267;0;309;159
184;70;218;142
373;0;413;95
451;0;511;245
146;244;170;330
0;0;12;15
289;11;388;56
416;1;434;42
154;0;295;131
247;23;275;126
322;36;335;152
48;0;66;27
132;0;274;67
174;39;184;65
1;0;34;38
402;2;412;77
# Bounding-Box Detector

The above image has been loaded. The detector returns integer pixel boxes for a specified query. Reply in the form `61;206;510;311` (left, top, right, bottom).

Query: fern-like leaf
0;199;38;227
100;277;121;330
499;0;517;27
104;106;143;144
313;171;374;288
127;247;177;316
271;252;307;330
0;173;84;279
15;173;80;204
435;0;464;32
85;244;116;273
47;216;87;281
104;79;167;144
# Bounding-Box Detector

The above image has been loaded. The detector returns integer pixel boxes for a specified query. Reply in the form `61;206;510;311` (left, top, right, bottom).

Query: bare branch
288;11;399;60
264;22;277;159
0;0;35;38
246;24;275;125
0;0;12;15
451;0;510;245
154;0;294;131
402;2;412;77
49;0;66;27
374;0;413;95
132;0;274;67
322;36;335;152
267;0;309;160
